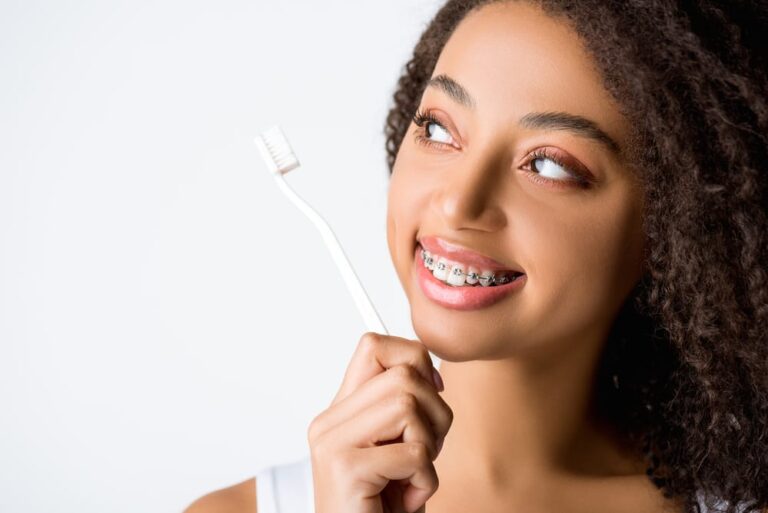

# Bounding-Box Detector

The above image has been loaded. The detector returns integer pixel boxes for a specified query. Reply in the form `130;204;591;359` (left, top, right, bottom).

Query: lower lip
413;245;526;311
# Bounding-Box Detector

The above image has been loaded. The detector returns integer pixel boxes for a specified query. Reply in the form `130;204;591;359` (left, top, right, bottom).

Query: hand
307;332;453;513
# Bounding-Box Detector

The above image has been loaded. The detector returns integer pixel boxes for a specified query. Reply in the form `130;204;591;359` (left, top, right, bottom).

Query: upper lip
417;235;525;274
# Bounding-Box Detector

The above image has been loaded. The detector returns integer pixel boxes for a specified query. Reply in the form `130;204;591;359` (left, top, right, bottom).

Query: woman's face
386;1;646;362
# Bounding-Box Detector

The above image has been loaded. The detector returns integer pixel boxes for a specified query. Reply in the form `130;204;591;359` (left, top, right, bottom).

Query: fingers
329;389;441;460
311;371;445;513
344;443;439;513
310;363;453;450
307;331;450;513
332;332;439;406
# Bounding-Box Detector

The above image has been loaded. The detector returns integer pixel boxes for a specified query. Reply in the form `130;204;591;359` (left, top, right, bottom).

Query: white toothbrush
254;125;389;335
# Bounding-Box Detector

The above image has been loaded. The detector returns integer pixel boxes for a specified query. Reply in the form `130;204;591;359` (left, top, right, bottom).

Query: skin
185;2;686;512
386;2;682;512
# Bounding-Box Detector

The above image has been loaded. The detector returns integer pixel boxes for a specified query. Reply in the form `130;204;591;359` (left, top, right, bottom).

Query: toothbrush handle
273;173;389;335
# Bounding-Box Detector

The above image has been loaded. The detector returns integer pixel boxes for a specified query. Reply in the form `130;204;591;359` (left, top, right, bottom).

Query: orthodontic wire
420;249;513;285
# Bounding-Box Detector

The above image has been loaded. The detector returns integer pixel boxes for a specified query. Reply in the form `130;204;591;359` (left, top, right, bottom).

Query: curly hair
383;1;768;511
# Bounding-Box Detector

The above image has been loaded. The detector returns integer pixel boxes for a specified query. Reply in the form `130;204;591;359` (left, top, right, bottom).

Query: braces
420;249;515;285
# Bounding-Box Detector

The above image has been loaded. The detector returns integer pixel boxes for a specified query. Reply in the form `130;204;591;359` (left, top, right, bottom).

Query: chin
410;309;517;362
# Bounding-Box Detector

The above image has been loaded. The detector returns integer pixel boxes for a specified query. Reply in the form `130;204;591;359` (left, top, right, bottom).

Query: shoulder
183;477;257;513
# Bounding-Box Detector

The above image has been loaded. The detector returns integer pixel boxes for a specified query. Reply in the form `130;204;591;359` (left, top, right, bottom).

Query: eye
531;154;569;180
411;108;593;189
412;108;457;149
521;148;592;189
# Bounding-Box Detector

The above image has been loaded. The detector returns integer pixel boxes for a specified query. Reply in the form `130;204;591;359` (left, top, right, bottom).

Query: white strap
304;455;315;513
256;455;315;513
272;455;313;513
255;464;277;513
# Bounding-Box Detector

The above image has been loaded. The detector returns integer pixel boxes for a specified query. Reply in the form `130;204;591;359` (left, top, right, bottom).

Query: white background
0;1;444;511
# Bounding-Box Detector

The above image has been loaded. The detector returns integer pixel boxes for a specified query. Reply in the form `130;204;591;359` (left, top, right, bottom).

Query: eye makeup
411;107;595;189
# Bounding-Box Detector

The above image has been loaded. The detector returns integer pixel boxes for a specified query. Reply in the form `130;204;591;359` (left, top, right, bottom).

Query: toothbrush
254;125;389;335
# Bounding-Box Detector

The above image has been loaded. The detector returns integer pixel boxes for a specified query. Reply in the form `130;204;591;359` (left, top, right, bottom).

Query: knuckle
425;438;439;461
307;415;324;444
394;391;418;413
358;331;381;353
408;442;429;463
435;395;453;426
429;466;440;492
310;423;367;475
328;448;355;477
434;407;454;442
445;403;455;427
336;448;356;470
391;363;416;385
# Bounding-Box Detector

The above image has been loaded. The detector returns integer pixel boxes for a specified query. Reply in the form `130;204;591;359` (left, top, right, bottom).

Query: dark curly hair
383;1;768;512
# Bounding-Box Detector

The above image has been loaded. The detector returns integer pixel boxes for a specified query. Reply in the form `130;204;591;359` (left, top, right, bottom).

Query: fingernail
431;368;444;391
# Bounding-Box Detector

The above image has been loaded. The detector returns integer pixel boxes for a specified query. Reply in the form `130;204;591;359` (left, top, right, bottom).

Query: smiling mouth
417;243;524;288
412;244;526;311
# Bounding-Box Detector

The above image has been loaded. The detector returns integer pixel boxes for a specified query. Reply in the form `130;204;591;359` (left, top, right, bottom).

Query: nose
429;155;507;232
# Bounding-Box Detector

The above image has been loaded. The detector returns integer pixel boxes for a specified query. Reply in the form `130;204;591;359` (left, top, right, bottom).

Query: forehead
430;2;629;147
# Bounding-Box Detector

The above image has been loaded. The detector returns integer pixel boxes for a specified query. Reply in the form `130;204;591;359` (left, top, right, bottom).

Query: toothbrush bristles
255;125;300;175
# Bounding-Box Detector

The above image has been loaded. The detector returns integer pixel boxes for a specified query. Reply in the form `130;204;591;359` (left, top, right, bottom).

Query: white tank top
255;454;315;513
254;453;744;513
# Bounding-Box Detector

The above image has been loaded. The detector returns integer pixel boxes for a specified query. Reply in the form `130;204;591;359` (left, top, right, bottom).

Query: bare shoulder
183;477;257;513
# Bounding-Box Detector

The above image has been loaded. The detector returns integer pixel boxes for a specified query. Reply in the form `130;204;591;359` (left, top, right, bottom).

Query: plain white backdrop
0;1;446;511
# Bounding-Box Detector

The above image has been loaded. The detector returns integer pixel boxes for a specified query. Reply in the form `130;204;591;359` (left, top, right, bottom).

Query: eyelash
411;108;592;189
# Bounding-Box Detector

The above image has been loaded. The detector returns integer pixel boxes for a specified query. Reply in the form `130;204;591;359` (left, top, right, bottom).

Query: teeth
432;257;449;281
465;266;479;285
495;274;511;284
478;271;494;287
423;251;436;271
420;248;520;287
447;264;466;286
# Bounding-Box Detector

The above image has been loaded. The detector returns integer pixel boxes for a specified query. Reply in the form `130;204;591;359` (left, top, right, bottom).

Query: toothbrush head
254;125;300;175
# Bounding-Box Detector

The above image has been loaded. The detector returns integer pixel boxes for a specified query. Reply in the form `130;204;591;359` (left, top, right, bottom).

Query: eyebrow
425;73;623;156
426;74;477;110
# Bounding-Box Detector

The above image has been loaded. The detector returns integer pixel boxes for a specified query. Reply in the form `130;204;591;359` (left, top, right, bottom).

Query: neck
432;329;645;495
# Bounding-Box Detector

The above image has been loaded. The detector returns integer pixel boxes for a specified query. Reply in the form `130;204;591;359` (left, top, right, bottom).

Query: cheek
385;176;402;287
386;153;426;292
518;192;644;336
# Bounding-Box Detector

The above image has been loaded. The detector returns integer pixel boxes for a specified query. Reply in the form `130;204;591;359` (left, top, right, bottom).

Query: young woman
185;1;768;512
